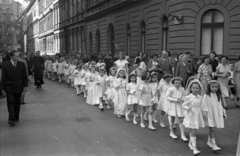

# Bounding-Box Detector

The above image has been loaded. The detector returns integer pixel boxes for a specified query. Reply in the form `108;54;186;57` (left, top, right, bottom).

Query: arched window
162;16;168;51
107;23;115;58
141;22;146;52
96;30;100;54
89;32;93;54
201;10;224;55
126;24;131;55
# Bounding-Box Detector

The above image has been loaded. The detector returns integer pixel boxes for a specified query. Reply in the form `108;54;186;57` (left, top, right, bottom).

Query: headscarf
186;79;204;95
116;68;127;78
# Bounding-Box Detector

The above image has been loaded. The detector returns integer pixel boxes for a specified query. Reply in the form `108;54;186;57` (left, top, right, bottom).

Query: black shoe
21;102;26;105
8;120;15;126
39;85;42;88
36;86;39;89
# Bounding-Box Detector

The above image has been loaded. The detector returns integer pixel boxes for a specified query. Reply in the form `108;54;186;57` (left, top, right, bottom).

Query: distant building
21;0;59;55
0;0;22;51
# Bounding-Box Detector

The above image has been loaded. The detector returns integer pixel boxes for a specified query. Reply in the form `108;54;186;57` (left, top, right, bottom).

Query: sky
14;0;30;9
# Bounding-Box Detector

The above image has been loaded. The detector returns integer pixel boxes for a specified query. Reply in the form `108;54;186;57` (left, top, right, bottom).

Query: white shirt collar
10;59;16;66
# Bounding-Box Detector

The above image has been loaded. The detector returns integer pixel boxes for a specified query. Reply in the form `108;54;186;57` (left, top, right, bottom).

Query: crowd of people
39;50;240;155
1;49;240;155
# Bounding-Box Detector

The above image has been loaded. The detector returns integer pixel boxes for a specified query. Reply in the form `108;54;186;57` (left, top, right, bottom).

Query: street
0;78;239;156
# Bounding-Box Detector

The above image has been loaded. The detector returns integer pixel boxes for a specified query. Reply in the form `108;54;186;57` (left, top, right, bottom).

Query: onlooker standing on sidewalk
1;50;28;126
32;51;45;89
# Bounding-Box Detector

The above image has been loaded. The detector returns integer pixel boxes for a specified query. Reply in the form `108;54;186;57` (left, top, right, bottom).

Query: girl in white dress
86;64;100;105
64;60;70;84
113;68;128;117
201;80;226;151
57;59;64;82
79;64;88;97
182;79;205;155
149;72;159;126
96;68;107;111
138;72;153;129
46;58;52;79
69;62;77;87
52;60;58;81
105;67;117;109
166;77;188;141
114;52;129;75
125;73;138;124
73;65;81;95
157;74;173;127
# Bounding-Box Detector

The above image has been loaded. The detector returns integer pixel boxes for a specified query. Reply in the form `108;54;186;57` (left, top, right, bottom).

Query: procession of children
43;51;236;156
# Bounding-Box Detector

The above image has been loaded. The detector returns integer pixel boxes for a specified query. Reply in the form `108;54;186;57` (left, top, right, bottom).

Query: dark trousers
6;92;22;121
34;71;44;86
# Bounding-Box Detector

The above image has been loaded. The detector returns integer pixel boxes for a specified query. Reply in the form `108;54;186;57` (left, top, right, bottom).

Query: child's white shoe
160;122;166;128
207;137;213;148
170;132;178;139
211;138;221;151
140;123;145;128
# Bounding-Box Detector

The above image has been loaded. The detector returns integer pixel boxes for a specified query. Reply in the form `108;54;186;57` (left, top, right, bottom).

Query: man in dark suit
1;50;28;126
32;51;44;88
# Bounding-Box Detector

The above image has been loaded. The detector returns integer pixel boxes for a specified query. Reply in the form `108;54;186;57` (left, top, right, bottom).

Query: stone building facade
58;0;240;59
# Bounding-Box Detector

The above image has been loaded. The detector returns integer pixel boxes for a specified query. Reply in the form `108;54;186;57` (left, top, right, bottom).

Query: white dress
139;83;152;106
79;70;87;86
86;72;100;105
115;59;129;74
69;65;76;80
149;82;158;104
126;82;138;105
201;93;224;128
157;79;173;111
114;78;128;115
57;62;64;75
64;63;70;76
182;94;205;129
46;60;52;72
105;75;116;101
52;62;57;72
73;70;80;85
139;61;147;71
166;86;185;117
96;75;106;98
216;64;231;97
85;71;91;90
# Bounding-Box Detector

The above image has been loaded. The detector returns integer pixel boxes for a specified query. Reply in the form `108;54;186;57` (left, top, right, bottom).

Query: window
76;28;79;52
201;10;224;55
89;32;93;54
141;22;146;52
96;30;100;54
72;29;75;51
126;24;131;55
162;16;168;51
0;25;2;39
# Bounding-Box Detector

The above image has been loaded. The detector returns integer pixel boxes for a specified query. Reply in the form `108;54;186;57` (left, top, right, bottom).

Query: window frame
141;21;146;53
200;9;224;55
126;24;131;56
162;16;169;51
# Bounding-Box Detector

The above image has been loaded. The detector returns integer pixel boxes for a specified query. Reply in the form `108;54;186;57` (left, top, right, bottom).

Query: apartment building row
22;0;240;59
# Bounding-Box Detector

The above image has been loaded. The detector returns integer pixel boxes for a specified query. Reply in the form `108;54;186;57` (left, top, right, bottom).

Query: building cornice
24;0;37;14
